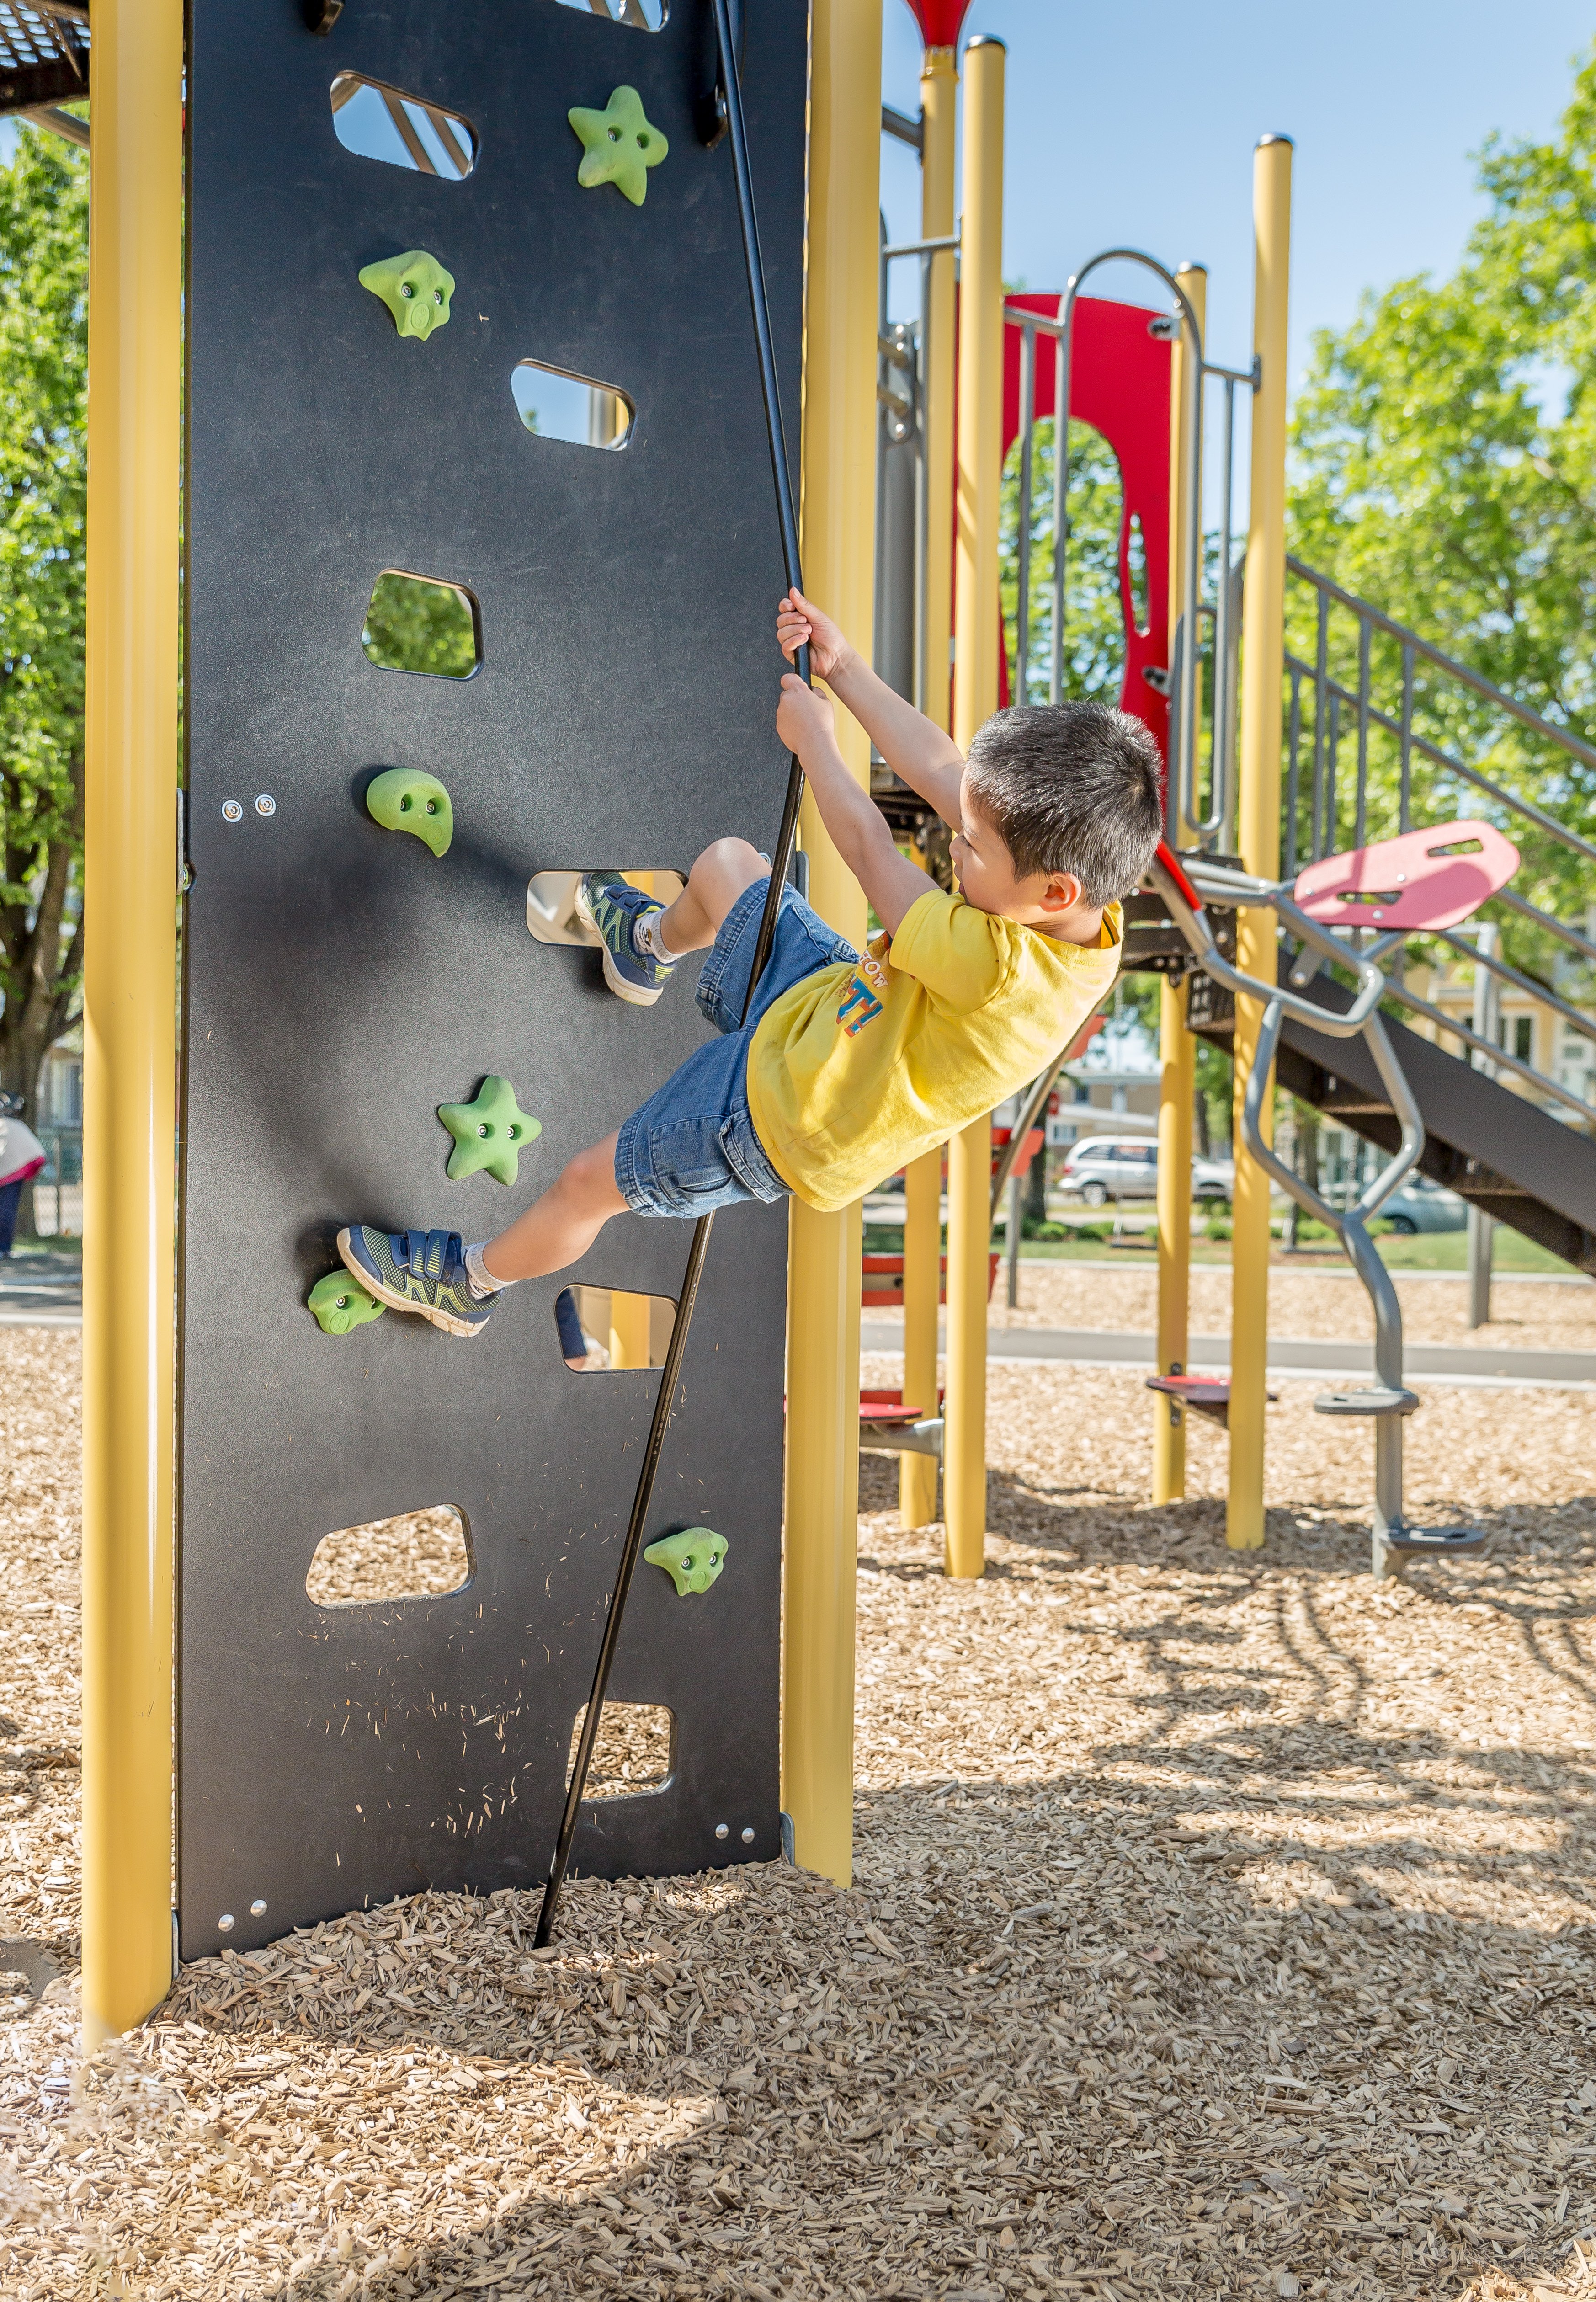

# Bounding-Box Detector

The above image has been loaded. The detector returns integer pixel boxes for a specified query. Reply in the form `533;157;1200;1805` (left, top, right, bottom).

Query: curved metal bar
1148;855;1389;1037
1348;1009;1426;1224
1239;1003;1413;1398
1051;251;1203;842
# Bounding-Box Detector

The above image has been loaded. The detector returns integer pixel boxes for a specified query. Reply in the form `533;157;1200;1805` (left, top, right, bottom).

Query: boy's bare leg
480;1133;627;1284
655;837;768;955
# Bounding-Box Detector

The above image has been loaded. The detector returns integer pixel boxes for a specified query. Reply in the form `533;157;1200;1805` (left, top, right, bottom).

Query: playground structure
55;0;1596;2057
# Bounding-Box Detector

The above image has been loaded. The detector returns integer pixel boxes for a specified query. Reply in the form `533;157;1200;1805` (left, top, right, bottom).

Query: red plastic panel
1000;293;1172;762
1292;819;1519;933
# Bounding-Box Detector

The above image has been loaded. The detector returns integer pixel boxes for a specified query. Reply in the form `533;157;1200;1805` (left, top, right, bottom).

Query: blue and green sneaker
575;871;677;1007
337;1226;497;1338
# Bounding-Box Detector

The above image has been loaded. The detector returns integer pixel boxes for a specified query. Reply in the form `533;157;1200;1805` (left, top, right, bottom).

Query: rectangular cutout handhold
551;0;668;28
527;869;684;946
555;1284;676;1370
306;1506;472;1606
362;570;482;680
511;360;634;450
568;1702;673;1799
331;73;478;179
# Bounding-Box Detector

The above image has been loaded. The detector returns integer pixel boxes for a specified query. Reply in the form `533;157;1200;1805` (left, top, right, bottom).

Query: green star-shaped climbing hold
568;85;668;207
359;248;455;341
437;1076;542;1187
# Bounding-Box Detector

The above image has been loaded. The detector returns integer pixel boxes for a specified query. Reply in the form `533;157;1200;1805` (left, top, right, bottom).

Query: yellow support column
781;0;880;1885
899;1147;941;1529
1227;135;1293;1551
1153;263;1205;1505
608;1290;650;1372
899;34;957;1536
919;38;957;740
82;0;184;2046
944;32;1004;1579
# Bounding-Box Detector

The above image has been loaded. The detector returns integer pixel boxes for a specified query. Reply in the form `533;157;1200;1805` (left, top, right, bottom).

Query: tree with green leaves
1288;53;1596;989
0;123;87;1150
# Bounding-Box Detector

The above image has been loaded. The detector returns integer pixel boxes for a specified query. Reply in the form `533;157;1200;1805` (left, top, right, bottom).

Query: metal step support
1151;849;1485;1577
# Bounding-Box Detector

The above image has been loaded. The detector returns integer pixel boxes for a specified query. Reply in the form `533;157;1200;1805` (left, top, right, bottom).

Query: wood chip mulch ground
2;1324;1596;2302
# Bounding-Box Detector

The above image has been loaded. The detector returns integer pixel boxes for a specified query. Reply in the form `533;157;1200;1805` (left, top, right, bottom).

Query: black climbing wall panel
179;0;806;1960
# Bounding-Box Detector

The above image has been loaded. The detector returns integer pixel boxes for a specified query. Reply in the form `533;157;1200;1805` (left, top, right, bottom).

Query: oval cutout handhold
511;360;634;449
362;570;481;679
331;73;478;180
527;869;684;945
551;0;668;29
307;1505;472;1606
554;1283;676;1370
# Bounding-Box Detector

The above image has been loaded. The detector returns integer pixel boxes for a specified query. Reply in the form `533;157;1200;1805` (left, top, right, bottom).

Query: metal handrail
1381;980;1596;1124
1283;556;1596;1130
1287;554;1596;775
1283;650;1596;869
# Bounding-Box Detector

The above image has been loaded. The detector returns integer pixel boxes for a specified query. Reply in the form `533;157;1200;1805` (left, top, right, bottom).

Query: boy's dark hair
964;701;1164;907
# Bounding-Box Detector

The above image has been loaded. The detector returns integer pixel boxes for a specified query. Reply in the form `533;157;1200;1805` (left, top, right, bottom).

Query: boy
337;589;1163;1335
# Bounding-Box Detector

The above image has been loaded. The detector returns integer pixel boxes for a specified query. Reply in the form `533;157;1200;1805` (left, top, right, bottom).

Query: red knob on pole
901;0;974;44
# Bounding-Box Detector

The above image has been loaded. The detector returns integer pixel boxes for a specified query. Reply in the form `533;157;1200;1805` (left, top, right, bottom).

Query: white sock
464;1242;510;1299
632;906;676;965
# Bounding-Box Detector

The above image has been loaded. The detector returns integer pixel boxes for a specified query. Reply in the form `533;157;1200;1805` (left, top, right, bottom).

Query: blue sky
878;0;1596;397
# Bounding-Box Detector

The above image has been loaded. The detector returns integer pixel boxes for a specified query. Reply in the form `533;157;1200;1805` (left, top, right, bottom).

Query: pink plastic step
1292;818;1518;934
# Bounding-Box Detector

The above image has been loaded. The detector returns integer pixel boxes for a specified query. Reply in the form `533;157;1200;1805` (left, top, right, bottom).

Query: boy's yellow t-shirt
745;885;1123;1214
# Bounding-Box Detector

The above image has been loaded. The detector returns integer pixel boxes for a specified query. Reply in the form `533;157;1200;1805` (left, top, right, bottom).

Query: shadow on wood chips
2;1338;1596;2302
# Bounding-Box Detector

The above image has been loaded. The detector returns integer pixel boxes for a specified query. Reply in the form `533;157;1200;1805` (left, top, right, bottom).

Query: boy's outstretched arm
776;676;936;937
777;589;964;831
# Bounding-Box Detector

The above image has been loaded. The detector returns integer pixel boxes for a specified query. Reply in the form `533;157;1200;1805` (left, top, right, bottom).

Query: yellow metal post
781;0;880;1885
1227;135;1293;1551
944;33;1004;1579
919;39;957;741
899;1146;941;1528
608;1290;649;1371
1153;263;1205;1505
899;34;957;1535
82;0;184;2047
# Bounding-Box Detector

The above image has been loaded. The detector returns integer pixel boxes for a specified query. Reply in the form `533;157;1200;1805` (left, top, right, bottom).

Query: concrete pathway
861;1319;1596;1390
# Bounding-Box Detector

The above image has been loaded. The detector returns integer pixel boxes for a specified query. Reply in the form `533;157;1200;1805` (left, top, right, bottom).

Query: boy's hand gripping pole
534;0;809;1949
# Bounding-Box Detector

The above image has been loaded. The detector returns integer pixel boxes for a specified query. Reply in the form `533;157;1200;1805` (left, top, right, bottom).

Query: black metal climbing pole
535;0;811;1945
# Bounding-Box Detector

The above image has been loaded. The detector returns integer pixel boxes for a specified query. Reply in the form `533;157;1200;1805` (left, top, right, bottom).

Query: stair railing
1284;558;1596;1127
1150;847;1484;1577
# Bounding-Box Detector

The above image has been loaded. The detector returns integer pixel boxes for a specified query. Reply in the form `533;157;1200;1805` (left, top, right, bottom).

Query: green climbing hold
359;249;455;340
438;1076;542;1187
568;85;669;208
309;1270;385;1336
366;767;453;857
644;1527;729;1597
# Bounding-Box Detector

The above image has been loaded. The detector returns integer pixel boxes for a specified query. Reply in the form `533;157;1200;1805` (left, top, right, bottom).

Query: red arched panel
1000;293;1171;765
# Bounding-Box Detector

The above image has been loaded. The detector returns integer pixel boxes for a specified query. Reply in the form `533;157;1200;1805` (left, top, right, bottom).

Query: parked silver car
1373;1175;1467;1234
1058;1137;1233;1207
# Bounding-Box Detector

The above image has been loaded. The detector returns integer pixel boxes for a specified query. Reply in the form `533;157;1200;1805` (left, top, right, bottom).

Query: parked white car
1057;1137;1234;1206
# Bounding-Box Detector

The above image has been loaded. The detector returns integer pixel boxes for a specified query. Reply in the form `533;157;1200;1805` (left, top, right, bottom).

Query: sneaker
337;1225;498;1338
575;871;676;1007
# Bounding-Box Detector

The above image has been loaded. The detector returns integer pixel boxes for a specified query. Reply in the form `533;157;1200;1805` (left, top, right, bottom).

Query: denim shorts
614;877;860;1218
